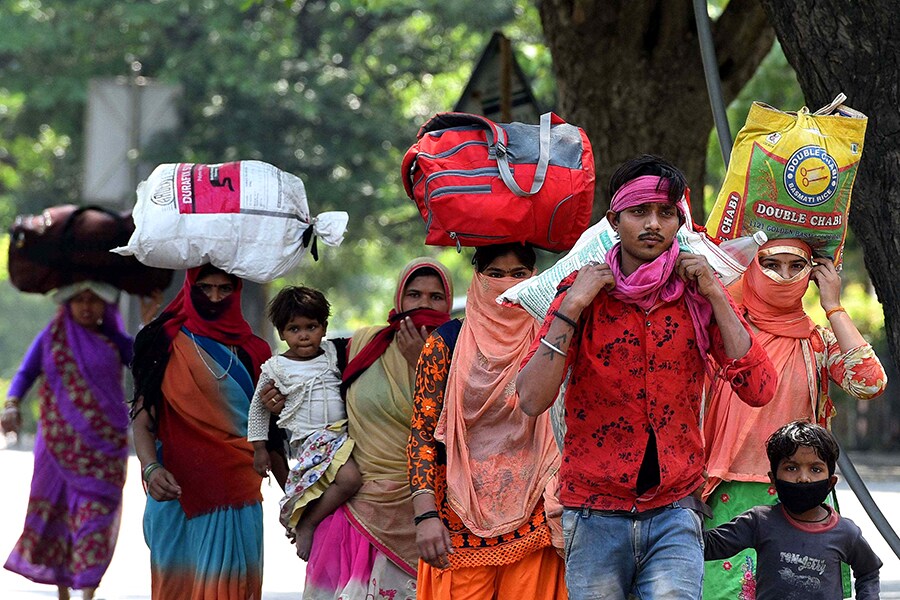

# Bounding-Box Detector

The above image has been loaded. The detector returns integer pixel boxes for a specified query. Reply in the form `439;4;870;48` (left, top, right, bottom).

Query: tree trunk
540;0;773;221
758;0;900;370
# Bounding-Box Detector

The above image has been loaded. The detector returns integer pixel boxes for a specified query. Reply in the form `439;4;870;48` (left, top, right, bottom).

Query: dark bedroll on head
8;204;174;296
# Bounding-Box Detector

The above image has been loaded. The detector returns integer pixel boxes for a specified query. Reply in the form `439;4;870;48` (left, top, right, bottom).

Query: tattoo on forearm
540;332;570;361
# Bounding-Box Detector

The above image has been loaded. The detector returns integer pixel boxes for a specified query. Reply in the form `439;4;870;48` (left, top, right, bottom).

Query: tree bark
540;0;774;221
758;0;900;370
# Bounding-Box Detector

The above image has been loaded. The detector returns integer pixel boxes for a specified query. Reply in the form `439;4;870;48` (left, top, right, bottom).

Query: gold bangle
825;306;846;319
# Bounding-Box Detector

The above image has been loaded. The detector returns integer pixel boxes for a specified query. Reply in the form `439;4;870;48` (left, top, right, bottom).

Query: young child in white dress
248;286;361;560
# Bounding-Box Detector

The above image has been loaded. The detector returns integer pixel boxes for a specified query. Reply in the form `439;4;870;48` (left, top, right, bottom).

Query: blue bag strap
496;111;553;197
434;319;463;356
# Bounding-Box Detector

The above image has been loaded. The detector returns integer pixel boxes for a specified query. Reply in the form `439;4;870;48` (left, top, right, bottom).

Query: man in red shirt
517;155;776;600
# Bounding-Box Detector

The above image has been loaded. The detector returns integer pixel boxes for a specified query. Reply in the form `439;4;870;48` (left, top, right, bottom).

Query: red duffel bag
8;204;174;296
401;111;595;252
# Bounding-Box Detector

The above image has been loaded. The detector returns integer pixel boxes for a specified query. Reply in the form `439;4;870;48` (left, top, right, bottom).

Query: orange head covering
741;238;815;339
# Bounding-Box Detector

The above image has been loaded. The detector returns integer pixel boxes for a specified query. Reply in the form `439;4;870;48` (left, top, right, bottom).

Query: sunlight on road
0;451;304;599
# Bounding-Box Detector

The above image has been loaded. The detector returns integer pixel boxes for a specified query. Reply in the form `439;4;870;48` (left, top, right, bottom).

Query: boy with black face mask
703;420;882;599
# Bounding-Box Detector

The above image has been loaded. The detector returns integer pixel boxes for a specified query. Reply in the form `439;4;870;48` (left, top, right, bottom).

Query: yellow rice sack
706;95;866;267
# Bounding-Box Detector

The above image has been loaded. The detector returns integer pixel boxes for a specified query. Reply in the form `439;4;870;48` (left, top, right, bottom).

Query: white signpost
82;76;181;205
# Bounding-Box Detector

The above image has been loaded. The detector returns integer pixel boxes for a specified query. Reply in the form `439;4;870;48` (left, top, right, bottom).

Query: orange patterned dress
407;332;554;570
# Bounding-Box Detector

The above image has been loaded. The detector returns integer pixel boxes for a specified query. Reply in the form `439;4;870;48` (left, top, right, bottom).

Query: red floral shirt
524;274;776;512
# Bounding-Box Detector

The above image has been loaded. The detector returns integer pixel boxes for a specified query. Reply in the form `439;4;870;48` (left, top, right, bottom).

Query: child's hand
253;447;271;477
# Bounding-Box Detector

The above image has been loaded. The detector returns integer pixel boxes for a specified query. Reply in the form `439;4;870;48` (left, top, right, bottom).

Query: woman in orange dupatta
131;265;271;600
702;239;887;600
408;244;566;600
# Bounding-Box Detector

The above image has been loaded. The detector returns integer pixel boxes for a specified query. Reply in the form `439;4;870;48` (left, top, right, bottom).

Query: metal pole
692;0;733;166
838;449;900;558
499;34;512;123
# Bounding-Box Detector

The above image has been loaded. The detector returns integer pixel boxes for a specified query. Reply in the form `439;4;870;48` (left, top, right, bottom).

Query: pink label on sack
175;163;242;214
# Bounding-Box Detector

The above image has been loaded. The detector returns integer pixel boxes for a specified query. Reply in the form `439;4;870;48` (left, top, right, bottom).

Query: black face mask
774;478;833;515
190;285;235;321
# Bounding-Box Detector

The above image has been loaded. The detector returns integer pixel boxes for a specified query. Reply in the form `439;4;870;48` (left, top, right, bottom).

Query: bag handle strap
417;113;507;150
497;112;555;197
418;111;562;197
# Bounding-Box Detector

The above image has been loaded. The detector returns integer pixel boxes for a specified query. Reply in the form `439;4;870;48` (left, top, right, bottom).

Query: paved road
0;450;302;599
1;448;898;599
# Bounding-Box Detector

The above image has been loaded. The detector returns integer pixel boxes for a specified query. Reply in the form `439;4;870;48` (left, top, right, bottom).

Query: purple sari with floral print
4;303;132;590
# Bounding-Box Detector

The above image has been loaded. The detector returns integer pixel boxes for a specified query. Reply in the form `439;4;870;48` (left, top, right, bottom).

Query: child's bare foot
294;522;315;561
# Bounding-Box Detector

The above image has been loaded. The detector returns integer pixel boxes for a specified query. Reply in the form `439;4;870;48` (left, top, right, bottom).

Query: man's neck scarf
607;176;713;358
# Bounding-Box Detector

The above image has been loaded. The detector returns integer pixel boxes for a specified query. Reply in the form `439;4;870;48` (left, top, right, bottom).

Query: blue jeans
563;505;704;600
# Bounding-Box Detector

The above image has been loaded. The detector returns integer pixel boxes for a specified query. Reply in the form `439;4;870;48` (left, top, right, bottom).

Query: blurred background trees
0;0;894;448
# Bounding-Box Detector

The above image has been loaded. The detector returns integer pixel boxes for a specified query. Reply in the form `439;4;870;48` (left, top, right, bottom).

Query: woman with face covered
131;265;271;600
407;244;566;600
701;239;887;600
300;257;454;600
1;282;133;600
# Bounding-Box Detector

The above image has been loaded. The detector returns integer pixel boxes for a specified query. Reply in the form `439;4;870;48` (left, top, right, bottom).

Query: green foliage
0;0;886;341
0;234;57;378
0;0;547;329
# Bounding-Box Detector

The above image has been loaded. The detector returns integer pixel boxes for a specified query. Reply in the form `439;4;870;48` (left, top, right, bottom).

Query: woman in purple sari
1;281;133;600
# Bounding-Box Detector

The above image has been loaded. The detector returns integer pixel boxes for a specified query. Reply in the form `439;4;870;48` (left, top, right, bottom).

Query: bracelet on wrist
552;310;578;330
414;510;441;526
142;462;162;483
825;306;846;319
540;337;567;357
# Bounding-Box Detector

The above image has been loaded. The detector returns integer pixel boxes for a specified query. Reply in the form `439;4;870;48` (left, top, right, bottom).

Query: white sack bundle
499;196;751;320
113;161;348;283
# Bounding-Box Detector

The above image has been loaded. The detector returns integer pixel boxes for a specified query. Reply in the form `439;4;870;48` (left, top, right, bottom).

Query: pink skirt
303;506;416;600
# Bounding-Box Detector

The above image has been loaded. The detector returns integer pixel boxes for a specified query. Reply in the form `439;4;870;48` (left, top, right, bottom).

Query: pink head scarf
606;175;713;358
609;175;684;214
